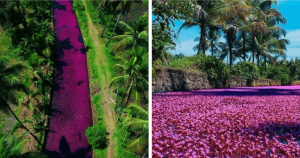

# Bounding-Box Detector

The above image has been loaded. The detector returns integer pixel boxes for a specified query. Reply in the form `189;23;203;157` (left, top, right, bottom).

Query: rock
153;68;212;92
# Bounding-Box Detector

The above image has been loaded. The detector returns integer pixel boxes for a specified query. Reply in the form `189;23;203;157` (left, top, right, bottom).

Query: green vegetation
197;54;230;88
153;0;299;86
85;123;108;150
231;62;259;86
74;0;148;157
0;0;54;154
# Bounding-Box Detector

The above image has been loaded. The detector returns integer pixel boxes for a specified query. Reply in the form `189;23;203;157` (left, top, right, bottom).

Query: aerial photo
153;0;300;157
0;0;148;158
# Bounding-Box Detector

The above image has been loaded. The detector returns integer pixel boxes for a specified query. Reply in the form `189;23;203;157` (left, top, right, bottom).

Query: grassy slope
73;1;141;157
158;56;203;74
73;1;116;157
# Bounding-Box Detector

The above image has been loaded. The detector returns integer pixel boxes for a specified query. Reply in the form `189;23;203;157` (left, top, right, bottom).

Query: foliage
126;103;148;153
266;65;290;85
231;61;259;85
85;123;108;150
0;124;27;158
152;0;195;63
196;54;230;88
164;56;201;74
110;48;148;107
112;12;148;51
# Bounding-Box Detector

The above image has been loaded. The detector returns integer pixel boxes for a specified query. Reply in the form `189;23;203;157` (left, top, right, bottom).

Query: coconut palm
245;0;286;64
255;33;289;71
126;103;148;157
111;13;148;51
109;48;148;107
97;0;120;37
105;0;143;46
193;27;224;56
178;1;221;55
0;56;42;146
0;124;28;158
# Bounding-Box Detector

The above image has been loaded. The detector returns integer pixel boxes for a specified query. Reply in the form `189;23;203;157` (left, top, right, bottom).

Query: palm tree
105;0;143;46
109;48;148;107
246;0;286;64
178;1;220;55
0;124;47;158
193;26;223;56
0;56;42;146
97;0;120;37
0;124;28;158
126;103;148;157
255;33;289;71
111;13;148;51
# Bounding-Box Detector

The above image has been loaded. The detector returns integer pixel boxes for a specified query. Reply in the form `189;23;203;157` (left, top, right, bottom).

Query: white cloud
170;39;198;56
286;29;300;48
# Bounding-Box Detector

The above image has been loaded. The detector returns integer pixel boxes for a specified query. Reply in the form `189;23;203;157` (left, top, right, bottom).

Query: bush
85;123;108;149
231;61;259;86
266;66;290;85
196;54;230;88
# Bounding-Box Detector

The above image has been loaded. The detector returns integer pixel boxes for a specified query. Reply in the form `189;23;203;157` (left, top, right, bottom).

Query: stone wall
227;76;246;87
152;68;211;92
253;79;281;86
153;68;281;92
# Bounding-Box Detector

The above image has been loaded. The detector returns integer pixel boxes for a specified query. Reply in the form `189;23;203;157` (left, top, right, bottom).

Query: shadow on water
52;1;67;11
155;87;300;97
45;136;91;158
53;37;73;92
243;122;300;146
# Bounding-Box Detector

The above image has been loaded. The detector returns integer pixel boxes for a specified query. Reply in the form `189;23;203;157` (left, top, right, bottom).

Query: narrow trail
82;1;117;158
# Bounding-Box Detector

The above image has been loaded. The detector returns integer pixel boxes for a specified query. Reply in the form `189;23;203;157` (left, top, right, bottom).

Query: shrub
85;123;108;149
196;54;230;88
231;61;259;86
266;66;290;85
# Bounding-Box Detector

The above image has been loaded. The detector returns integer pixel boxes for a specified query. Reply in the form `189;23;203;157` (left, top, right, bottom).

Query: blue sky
169;0;300;60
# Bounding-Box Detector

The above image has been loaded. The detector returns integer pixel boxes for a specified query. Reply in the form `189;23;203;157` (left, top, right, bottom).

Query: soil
17;104;39;153
82;1;117;158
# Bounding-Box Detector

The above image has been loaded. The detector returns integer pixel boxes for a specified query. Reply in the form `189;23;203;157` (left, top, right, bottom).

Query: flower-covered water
46;1;92;157
153;86;300;157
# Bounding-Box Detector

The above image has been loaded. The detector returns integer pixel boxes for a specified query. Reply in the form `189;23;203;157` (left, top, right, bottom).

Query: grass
0;27;11;53
74;1;145;157
74;1;117;157
114;124;139;158
160;57;202;74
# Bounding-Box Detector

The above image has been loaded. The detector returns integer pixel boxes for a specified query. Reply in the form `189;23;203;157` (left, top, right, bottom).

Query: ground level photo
153;0;300;157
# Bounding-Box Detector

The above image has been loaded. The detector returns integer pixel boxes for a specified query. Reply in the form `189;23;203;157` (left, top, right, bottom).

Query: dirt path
82;1;117;158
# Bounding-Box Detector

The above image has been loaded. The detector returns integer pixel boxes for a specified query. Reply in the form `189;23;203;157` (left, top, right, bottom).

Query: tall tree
109;48;148;107
105;0;143;46
111;13;148;51
0;56;42;146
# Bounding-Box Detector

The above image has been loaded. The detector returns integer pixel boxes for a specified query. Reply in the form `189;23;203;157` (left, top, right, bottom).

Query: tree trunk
6;104;43;146
243;32;246;61
197;29;202;55
229;39;233;68
105;7;125;47
199;20;206;55
257;50;260;67
264;54;267;72
252;35;255;64
121;79;133;107
101;20;108;37
142;147;148;158
211;42;214;56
